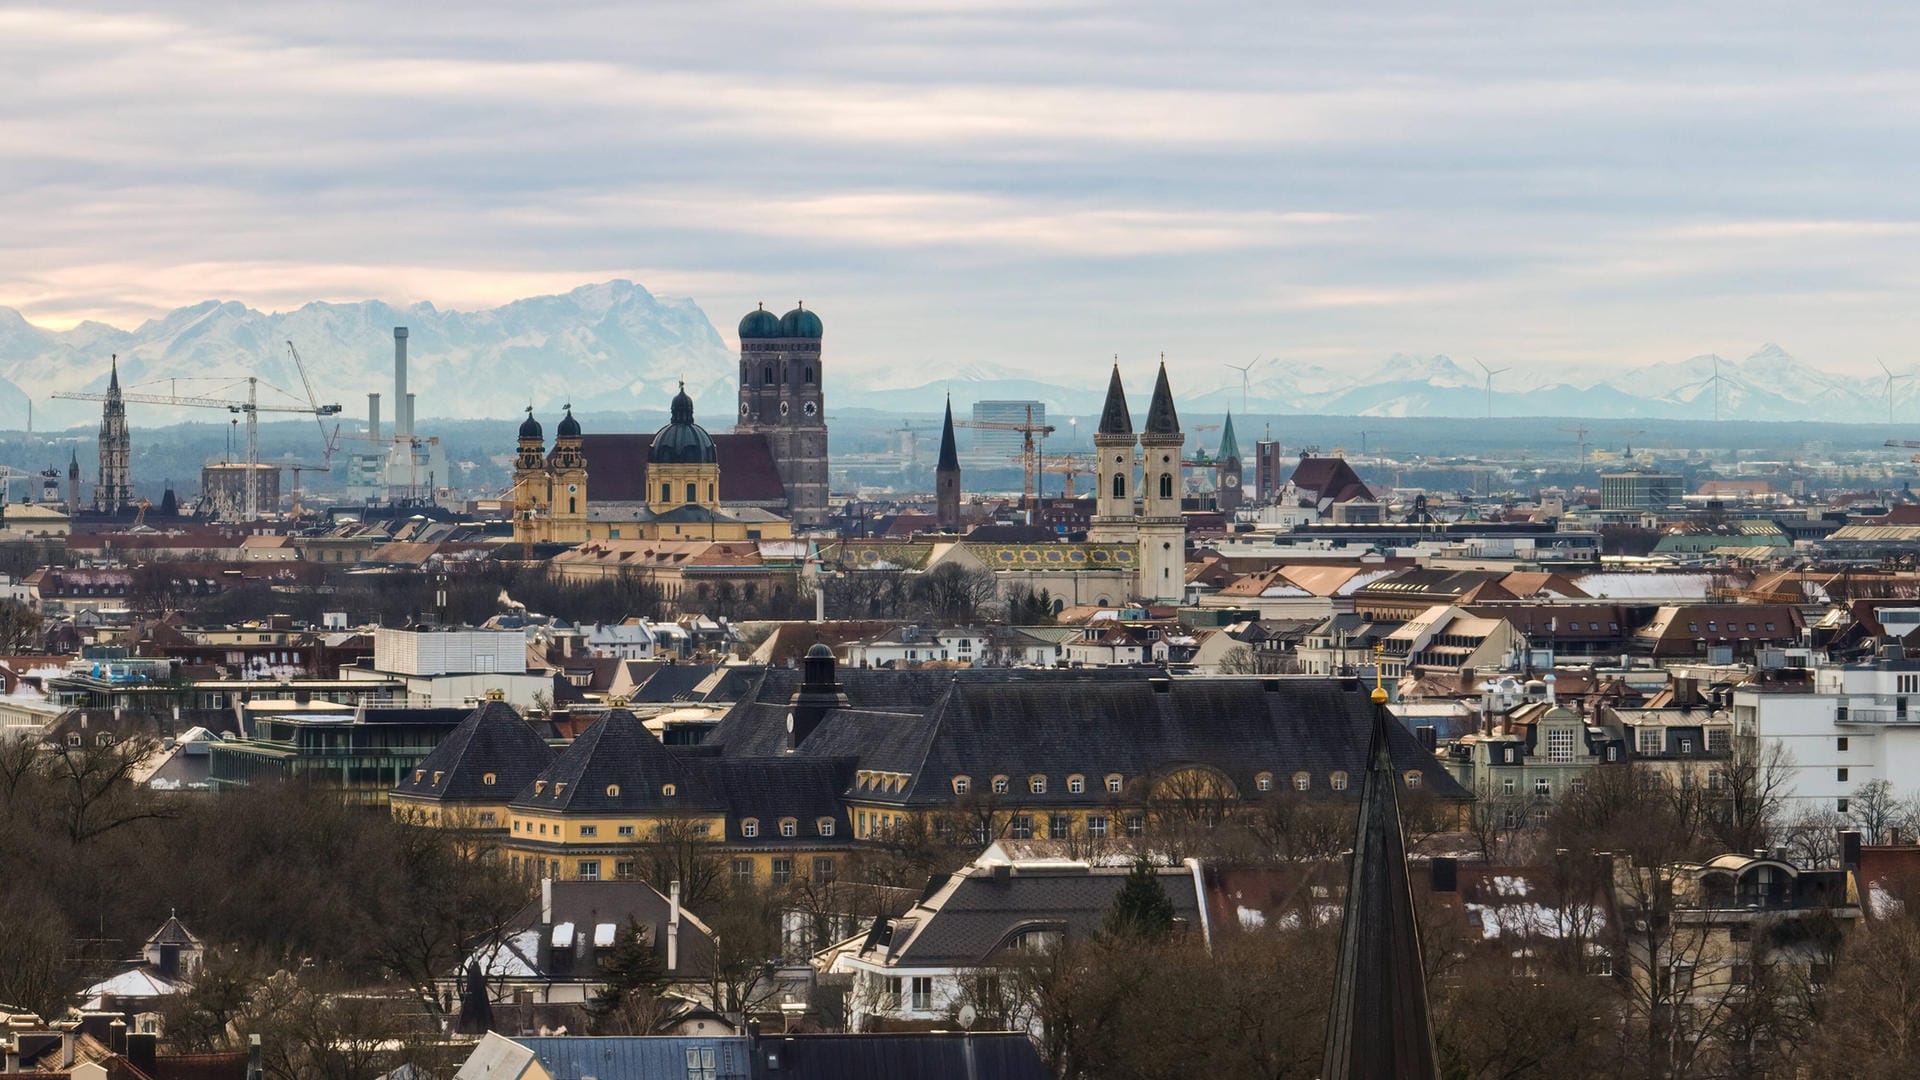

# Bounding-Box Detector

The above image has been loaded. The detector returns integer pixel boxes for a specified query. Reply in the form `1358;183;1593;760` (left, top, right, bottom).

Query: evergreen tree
589;917;666;1017
1104;858;1176;939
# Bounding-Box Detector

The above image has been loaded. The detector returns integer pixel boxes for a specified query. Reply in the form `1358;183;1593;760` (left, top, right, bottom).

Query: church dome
739;305;782;339
779;304;823;339
556;406;581;439
518;409;543;441
650;383;717;464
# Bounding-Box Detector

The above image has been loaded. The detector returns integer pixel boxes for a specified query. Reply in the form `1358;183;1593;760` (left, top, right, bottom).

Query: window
780;818;797;837
1534;778;1552;798
1678;738;1693;755
661;482;672;502
814;856;836;883
579;825;598;838
615;860;636;880
992;775;1009;794
479;811;497;826
732;858;754;885
662;783;676;797
1125;813;1146;837
1106;774;1124;794
1087;814;1109;839
1688;623;1699;633
771;858;794;886
1068;774;1085;794
1050;814;1072;840
817;817;835;836
1404;771;1422;789
1029;775;1047;794
1707;728;1731;753
1256;772;1274;792
1330;771;1349;792
1838;737;1850;752
1112;474;1125;498
1293;772;1310;791
763;364;774;385
686;1045;718;1080
1838;798;1850;814
482;772;497;786
953;776;971;795
1838;767;1850;782
618;824;635;837
577;860;600;881
1546;728;1576;764
911;976;933;1011
742;818;759;838
1009;814;1034;840
1638;727;1664;755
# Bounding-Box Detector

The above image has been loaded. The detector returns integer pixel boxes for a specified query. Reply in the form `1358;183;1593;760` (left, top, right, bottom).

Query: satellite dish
956;1004;977;1030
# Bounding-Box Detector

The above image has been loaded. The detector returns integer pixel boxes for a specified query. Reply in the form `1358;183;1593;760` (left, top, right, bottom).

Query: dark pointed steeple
1144;358;1179;436
937;394;960;472
1097;363;1133;436
108;355;120;392
1320;680;1441;1080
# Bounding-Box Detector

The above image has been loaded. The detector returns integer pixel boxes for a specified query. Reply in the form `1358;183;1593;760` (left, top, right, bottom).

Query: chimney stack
668;880;682;971
246;1034;262;1080
541;876;553;925
127;1032;157;1075
393;327;410;437
368;393;381;441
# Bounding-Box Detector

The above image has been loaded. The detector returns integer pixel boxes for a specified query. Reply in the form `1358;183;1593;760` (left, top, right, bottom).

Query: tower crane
53;356;342;521
955;406;1056;511
1003;452;1092;498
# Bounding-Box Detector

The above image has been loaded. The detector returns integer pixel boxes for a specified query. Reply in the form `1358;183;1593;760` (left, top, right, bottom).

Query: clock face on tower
803;401;818;416
779;401;790;416
1222;475;1239;488
739;402;749;416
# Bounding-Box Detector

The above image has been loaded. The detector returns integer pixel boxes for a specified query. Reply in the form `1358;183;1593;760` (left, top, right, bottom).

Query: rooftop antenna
1880;357;1911;426
1473;357;1509;420
1224;355;1258;412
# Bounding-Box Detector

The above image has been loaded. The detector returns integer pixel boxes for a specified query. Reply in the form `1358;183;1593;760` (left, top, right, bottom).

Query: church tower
737;303;828;528
67;449;80;518
549;406;587;540
1136;360;1186;603
512;408;549;546
935;394;962;532
1088;363;1137;545
1215;411;1244;515
95;356;131;513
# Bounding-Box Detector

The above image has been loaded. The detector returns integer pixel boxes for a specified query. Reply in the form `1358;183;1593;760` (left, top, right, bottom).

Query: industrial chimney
393;327;410;437
367;393;381;441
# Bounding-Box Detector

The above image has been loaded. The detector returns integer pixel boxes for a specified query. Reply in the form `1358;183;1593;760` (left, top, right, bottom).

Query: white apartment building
1734;639;1920;817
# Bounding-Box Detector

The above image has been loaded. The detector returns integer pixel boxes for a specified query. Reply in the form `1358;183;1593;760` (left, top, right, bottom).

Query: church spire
1097;362;1133;437
1319;675;1441;1080
937;394;960;472
1144;357;1179;436
1217;411;1240;461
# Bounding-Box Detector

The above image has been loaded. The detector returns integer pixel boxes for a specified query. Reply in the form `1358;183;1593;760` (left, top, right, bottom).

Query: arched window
952;775;971;795
568;496;576;514
1112;474;1125;498
1330;771;1349;792
1159;473;1173;498
1255;772;1273;792
992;775;1009;794
817;817;835;836
1404;771;1423;788
606;784;620;797
686;482;697;503
708;483;715;502
482;772;497;786
763;365;774;385
1029;775;1047;794
1067;774;1085;794
662;783;677;797
1105;774;1124;794
1293;771;1310;791
742;818;759;838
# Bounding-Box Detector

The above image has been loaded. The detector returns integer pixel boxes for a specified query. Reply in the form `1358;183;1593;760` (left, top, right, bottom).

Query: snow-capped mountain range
0;280;1908;427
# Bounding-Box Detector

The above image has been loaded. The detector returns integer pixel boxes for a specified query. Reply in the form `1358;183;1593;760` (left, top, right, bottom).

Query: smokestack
668;880;682;971
405;393;417;436
368;393;381;440
393;327;409;437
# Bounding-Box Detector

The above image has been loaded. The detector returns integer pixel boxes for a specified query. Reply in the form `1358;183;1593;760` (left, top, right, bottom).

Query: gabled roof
392;699;557;803
513;709;718;812
147;915;200;947
1288;457;1374;506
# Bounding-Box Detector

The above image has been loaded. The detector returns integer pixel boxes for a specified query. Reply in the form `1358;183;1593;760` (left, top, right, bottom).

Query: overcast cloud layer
4;2;1918;390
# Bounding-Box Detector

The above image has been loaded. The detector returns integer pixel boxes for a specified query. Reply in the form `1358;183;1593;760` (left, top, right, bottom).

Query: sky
5;2;1920;391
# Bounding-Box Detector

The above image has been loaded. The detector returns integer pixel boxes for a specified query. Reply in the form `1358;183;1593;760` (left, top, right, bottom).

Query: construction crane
956;406;1056;513
1885;440;1920;465
53;356;342;521
1559;426;1590;469
1005;452;1093;498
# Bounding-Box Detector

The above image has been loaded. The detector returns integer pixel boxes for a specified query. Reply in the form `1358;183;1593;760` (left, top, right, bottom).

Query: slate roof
706;669;1468;806
513;708;720;813
393;700;557;802
870;863;1202;966
147;915;200;947
572;433;788;504
513;1037;747;1080
704;758;855;844
1288;457;1374;506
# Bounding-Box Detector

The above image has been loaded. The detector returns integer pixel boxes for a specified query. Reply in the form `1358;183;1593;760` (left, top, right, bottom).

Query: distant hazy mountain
845;342;1918;423
1;280;736;430
6;281;1910;430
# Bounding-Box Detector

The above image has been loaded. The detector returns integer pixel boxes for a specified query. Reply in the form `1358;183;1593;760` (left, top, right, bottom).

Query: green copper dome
780;304;823;339
739;304;782;339
650;383;717;464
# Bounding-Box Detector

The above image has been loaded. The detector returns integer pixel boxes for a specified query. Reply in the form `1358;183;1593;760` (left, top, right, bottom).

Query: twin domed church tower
512;304;827;546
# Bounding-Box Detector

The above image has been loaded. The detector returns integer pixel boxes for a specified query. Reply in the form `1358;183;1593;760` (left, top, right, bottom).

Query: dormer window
482;772;497;786
1293;771;1310;791
742;818;759;838
1330;771;1349;792
992;775;1009;795
661;783;676;797
1255;772;1273;792
780;818;798;838
1029;775;1047;795
817;818;835;836
953;775;971;795
606;784;621;797
1067;775;1085;794
534;781;547;795
1404;771;1422;789
1105;774;1124;794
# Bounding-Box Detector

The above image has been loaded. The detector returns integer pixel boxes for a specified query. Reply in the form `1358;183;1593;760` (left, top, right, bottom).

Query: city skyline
7;3;1920;381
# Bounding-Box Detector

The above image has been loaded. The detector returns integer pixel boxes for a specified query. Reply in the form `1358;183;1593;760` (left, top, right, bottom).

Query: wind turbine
1224;356;1258;412
1474;358;1508;420
1880;357;1911;425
